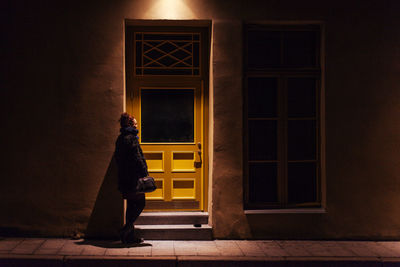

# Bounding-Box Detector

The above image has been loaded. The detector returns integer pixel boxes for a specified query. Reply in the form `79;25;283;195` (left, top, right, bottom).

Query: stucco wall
1;0;400;239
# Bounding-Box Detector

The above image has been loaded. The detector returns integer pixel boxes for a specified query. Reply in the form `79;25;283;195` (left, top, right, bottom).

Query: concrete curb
2;255;400;266
0;255;64;267
65;256;176;267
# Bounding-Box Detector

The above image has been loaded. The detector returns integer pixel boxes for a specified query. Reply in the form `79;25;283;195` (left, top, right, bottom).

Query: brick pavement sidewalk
2;238;400;266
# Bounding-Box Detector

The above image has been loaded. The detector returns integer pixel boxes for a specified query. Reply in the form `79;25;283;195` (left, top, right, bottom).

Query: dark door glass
141;89;194;142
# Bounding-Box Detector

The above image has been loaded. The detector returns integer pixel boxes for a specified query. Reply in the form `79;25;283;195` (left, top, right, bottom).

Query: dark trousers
125;193;146;227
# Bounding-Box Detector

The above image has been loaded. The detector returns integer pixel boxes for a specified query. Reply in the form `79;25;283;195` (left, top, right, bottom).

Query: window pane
193;42;200;67
143;33;192;40
141;89;194;142
283;31;317;67
135;32;200;76
136;41;142;67
143;69;193;75
249;163;278;203
249;120;277;161
288;162;317;204
248;77;277;118
288;120;316;160
287;78;316;117
247;31;281;68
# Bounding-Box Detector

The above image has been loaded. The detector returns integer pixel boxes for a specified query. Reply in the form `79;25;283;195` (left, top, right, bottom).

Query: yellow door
132;81;204;211
125;26;209;211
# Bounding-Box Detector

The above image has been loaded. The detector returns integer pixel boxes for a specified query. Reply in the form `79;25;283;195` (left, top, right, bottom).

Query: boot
119;224;133;244
125;226;144;244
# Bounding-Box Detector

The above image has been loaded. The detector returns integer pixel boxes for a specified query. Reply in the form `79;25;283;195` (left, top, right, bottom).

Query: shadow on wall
85;156;124;239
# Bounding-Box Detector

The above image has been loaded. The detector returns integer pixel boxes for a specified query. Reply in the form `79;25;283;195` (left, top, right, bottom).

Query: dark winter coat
114;127;148;196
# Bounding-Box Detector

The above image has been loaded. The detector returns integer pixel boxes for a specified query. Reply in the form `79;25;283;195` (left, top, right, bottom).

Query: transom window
244;24;323;209
134;32;200;76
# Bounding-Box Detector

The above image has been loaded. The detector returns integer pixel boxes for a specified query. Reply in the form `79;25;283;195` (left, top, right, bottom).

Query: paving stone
260;241;290;257
196;241;219;255
11;239;45;254
236;241;266;256
276;241;312;257
174;248;198;256
0;239;23;252
379;242;400;257
215;240;244;256
128;245;152;256
39;239;66;250
364;242;399;257
197;247;220;256
319;241;357;257
151;248;175;256
80;246;107;256
214;240;240;247
105;247;130;256
150;241;174;256
338;241;379;257
58;240;84;256
173;241;197;248
301;241;333;256
173;242;198;256
34;249;60;255
151;241;174;247
34;239;66;255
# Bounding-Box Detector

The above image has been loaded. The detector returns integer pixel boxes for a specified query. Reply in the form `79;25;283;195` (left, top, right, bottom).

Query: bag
136;176;157;193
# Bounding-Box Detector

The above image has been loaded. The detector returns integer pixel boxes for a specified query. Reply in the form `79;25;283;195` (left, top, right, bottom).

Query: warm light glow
144;0;196;19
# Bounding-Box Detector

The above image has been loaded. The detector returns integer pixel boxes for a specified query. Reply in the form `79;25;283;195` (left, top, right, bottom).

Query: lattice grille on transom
135;32;200;76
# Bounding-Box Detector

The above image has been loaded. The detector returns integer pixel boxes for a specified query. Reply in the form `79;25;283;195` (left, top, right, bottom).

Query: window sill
244;208;326;214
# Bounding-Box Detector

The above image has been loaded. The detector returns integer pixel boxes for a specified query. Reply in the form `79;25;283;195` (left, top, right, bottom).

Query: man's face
133;118;138;128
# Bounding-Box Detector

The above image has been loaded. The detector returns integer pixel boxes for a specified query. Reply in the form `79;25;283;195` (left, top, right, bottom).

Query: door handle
194;142;202;168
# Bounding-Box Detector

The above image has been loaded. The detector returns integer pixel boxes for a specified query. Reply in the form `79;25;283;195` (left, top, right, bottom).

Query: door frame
124;20;211;212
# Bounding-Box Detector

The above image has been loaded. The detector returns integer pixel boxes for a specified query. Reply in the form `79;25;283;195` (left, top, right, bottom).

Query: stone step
136;224;213;240
136;212;208;225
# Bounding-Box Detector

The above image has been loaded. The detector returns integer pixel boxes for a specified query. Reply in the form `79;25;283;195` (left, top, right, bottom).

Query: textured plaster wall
211;20;251;238
1;0;400;239
0;1;127;237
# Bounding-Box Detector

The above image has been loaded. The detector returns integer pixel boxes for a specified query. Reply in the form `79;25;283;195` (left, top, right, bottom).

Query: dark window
247;31;281;68
249;163;278;203
248;77;278;118
287;78;316;117
244;25;322;209
287;120;316;160
283;31;318;67
248;120;277;161
287;162;317;204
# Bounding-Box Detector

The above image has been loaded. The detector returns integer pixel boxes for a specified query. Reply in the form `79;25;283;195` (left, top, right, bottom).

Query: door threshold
136;211;209;225
141;211;208;215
